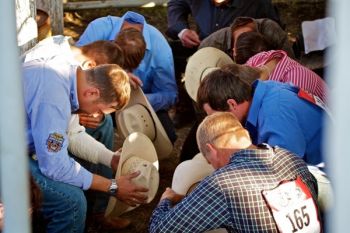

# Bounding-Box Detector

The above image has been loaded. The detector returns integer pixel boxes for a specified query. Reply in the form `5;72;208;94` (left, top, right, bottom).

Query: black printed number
286;205;310;232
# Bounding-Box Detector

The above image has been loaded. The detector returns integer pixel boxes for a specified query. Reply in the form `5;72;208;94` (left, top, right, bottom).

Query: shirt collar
230;146;274;163
70;65;79;112
120;11;151;51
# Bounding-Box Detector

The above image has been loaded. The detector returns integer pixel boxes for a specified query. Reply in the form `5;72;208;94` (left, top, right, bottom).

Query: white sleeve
67;114;114;167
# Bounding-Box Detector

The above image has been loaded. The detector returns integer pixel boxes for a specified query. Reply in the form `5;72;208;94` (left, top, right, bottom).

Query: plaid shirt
149;146;318;233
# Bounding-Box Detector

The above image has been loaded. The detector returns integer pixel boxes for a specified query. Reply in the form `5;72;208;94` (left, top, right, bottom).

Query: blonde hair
85;64;131;110
196;112;251;156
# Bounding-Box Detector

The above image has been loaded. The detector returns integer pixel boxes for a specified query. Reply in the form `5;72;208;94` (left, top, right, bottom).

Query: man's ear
206;143;217;158
81;59;96;69
227;98;238;112
83;87;100;100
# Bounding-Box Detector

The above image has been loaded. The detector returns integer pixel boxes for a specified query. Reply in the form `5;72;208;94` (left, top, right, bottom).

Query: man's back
213;146;318;232
246;80;325;165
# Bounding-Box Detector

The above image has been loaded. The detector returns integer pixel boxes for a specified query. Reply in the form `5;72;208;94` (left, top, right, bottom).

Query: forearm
68;114;114;167
89;174;111;192
146;92;177;112
69;131;114;167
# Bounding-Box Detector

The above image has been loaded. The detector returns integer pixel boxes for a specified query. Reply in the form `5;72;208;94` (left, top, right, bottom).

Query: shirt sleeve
149;178;230;233
76;17;113;46
166;0;192;39
67;114;114;167
31;103;93;190
141;34;178;111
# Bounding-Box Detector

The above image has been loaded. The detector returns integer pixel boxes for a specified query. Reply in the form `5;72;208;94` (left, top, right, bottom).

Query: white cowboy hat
171;153;215;195
105;132;159;217
171;153;228;233
184;47;234;102
116;86;173;160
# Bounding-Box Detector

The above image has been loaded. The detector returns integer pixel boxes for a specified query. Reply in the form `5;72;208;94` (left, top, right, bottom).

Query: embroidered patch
46;133;64;152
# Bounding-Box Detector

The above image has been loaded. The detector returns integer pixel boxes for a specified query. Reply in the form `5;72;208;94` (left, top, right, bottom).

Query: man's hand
160;187;184;204
79;112;104;129
180;29;201;48
128;72;143;89
116;171;149;206
110;149;121;172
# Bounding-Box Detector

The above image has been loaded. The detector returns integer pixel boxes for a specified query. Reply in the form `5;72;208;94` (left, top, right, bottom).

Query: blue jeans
29;159;87;233
84;114;114;214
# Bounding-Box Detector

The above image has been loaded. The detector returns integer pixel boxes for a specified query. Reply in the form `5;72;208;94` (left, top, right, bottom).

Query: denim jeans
29;158;87;233
83;114;114;214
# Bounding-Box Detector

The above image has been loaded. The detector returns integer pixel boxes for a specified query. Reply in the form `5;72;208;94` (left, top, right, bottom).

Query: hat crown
118;104;156;141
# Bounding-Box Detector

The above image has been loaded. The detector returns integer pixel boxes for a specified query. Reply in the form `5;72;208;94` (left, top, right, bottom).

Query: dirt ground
61;2;326;232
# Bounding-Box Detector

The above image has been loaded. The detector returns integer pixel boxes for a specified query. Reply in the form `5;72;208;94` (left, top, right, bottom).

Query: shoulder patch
46;133;65;152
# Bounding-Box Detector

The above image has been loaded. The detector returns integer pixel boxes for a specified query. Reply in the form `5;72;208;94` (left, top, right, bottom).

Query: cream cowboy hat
116;86;173;160
105;132;159;217
171;153;228;233
184;47;234;102
171;153;215;195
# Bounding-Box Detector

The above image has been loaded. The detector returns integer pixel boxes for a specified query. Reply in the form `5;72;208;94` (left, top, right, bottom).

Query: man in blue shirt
197;66;326;166
24;59;148;233
77;11;178;143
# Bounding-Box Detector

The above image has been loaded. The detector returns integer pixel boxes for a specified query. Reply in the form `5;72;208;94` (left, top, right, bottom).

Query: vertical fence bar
327;0;350;232
0;0;31;232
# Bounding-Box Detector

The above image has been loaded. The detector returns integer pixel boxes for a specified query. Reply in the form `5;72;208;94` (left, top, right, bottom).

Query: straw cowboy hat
171;153;228;233
172;153;215;195
184;47;234;102
116;87;173;160
105;132;159;217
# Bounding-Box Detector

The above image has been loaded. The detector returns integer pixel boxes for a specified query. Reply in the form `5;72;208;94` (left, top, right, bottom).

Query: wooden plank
64;0;167;10
37;0;64;35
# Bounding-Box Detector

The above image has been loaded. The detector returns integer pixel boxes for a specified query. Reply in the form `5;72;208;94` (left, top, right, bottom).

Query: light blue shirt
245;80;325;166
23;58;92;190
76;11;178;111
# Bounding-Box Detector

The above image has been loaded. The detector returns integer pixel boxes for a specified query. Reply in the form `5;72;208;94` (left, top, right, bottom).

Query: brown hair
234;31;269;64
85;64;130;110
81;40;125;66
231;17;256;33
197;64;254;111
115;28;146;71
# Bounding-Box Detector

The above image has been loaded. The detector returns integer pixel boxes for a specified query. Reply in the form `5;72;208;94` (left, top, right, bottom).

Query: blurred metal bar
64;0;167;10
327;0;350;232
0;0;31;232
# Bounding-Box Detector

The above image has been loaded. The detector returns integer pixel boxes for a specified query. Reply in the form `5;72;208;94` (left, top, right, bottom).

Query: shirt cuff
178;28;188;40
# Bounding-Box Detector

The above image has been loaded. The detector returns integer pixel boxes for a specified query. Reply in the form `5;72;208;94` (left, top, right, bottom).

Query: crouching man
149;112;321;233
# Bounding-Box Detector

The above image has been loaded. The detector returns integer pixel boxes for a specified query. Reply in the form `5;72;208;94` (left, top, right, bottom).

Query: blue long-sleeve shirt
246;80;325;166
167;0;281;40
76;11;178;111
23;58;92;190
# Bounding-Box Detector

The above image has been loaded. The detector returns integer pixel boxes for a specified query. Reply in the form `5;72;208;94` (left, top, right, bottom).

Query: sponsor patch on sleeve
46;132;65;152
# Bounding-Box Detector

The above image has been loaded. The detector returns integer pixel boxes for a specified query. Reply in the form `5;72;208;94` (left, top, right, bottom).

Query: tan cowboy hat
184;47;234;102
171;153;215;195
116;86;173;160
105;132;159;217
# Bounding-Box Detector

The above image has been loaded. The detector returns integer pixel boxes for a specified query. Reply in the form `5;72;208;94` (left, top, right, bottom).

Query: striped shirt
149;146;318;233
246;50;328;102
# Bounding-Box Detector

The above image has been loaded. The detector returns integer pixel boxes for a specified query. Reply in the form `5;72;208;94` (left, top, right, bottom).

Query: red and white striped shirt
246;50;328;102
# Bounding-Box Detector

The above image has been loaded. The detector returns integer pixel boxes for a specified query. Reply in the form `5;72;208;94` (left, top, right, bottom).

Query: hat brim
171;153;215;195
105;132;159;217
116;87;173;160
184;47;234;102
